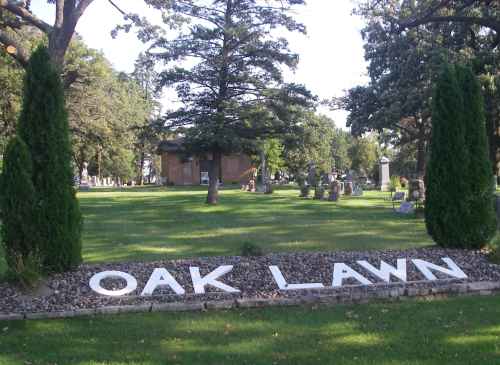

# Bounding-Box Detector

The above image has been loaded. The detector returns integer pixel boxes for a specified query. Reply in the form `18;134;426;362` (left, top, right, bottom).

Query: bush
426;65;496;249
240;242;264;257
389;175;401;192
0;137;41;287
17;46;82;272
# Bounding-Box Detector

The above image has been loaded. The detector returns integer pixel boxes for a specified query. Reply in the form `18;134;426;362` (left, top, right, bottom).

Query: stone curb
1;280;499;321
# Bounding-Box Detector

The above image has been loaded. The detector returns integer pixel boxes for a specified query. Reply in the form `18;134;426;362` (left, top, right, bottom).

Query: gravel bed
1;248;499;315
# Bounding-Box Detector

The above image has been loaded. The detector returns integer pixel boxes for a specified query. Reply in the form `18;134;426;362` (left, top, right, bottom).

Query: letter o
89;271;138;297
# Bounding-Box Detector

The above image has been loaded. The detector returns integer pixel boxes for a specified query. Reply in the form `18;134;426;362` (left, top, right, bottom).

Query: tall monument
379;156;390;192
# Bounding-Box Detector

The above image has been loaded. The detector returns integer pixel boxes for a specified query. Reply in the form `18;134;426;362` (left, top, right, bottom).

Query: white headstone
379;157;390;191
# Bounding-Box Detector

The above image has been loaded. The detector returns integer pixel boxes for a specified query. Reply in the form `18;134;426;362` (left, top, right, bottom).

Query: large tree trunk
207;151;221;204
260;149;267;186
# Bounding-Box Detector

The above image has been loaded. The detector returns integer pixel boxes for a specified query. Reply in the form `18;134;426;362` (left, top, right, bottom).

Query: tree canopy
149;0;312;203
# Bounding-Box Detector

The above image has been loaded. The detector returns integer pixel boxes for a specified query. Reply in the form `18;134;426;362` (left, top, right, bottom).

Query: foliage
0;30;154;182
150;0;312;204
488;234;500;264
331;128;352;172
282;112;334;176
0;136;40;286
66;41;154;182
348;135;379;177
426;64;495;249
425;65;467;248
390;144;418;178
389;176;401;192
341;0;500;176
0;52;23;153
261;139;285;177
459;65;497;247
17;46;82;272
240;242;264;257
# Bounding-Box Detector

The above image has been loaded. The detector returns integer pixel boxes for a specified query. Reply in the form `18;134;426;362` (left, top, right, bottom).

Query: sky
31;0;369;129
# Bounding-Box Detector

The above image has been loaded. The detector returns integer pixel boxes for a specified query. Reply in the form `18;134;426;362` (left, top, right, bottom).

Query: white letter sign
357;259;407;283
332;263;372;287
190;265;240;294
89;271;138;297
269;266;324;290
141;268;185;296
412;257;467;280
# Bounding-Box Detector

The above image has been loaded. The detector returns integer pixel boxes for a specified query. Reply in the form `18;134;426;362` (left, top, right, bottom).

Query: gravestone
392;191;406;201
339;181;345;195
396;201;415;214
344;181;353;196
409;179;425;201
328;181;340;201
379;157;390;191
352;185;363;197
79;162;91;191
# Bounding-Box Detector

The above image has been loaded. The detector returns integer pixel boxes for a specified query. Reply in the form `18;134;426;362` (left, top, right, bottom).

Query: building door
182;161;193;185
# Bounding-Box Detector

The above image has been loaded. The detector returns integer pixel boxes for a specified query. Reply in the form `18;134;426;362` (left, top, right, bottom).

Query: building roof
157;138;185;154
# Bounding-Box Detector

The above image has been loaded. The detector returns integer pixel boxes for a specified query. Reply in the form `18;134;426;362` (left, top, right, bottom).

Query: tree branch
107;0;127;16
0;0;52;33
0;28;28;66
75;0;95;20
400;15;500;35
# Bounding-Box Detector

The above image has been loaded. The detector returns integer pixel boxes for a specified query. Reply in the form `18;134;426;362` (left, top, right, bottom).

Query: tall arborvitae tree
426;64;496;249
18;46;82;272
458;65;496;247
152;0;312;204
425;64;469;248
0;136;40;285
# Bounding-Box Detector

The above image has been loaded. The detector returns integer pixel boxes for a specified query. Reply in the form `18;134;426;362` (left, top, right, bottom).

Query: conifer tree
17;46;82;272
425;65;469;247
426;64;496;248
0;136;40;285
458;65;496;248
152;0;311;204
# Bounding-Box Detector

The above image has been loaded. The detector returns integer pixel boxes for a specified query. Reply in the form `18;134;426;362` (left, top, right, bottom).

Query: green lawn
1;295;499;365
77;186;432;264
2;186;499;365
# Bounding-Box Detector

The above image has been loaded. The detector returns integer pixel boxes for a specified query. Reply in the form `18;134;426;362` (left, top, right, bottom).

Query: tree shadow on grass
1;296;500;365
78;189;433;263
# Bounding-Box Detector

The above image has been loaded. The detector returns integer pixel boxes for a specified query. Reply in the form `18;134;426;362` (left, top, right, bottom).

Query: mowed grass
3;186;499;365
1;295;500;365
77;186;433;264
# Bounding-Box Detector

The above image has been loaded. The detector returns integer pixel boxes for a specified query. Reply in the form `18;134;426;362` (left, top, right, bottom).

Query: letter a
141;268;185;296
332;263;372;287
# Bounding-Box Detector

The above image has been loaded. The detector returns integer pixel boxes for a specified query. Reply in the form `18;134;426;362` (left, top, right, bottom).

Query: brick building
157;139;255;185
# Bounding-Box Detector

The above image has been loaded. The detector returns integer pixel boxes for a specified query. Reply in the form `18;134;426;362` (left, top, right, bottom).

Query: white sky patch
30;0;368;128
